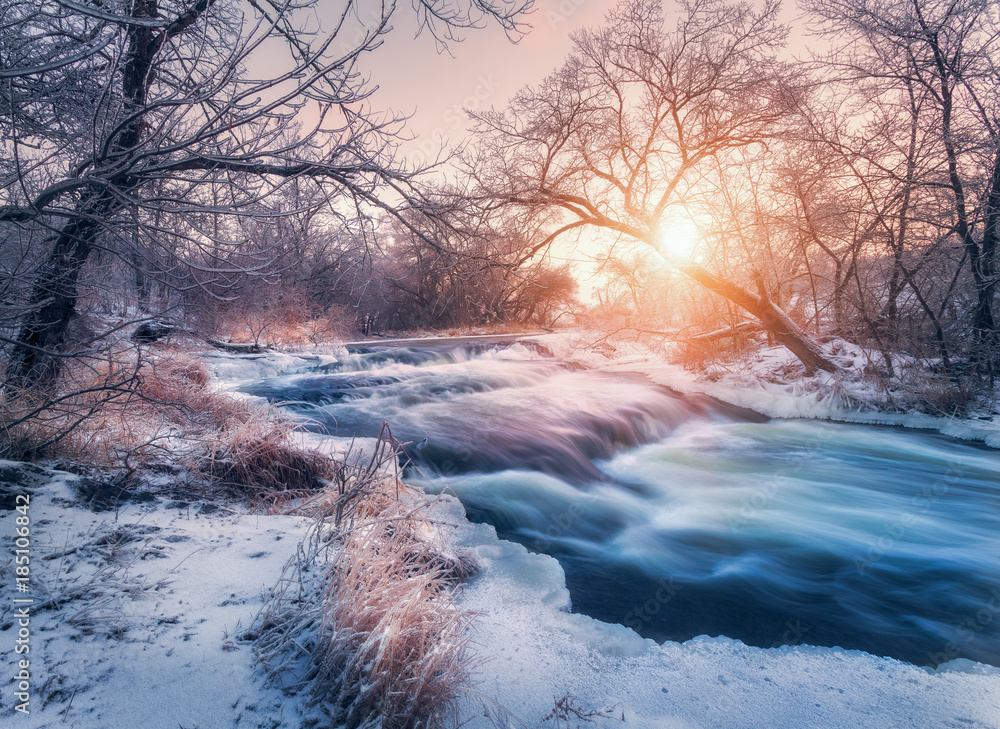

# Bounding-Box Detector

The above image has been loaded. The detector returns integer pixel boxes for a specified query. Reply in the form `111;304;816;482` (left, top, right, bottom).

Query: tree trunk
971;146;1000;369
5;211;102;393
5;0;166;396
688;321;765;343
677;263;841;374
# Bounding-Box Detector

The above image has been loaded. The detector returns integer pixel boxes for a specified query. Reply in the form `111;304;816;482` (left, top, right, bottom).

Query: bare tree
0;0;531;394
465;0;840;373
804;0;1000;373
375;194;577;330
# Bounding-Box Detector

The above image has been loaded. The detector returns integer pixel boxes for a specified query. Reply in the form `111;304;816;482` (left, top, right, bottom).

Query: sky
352;0;812;167
334;0;619;288
355;0;611;169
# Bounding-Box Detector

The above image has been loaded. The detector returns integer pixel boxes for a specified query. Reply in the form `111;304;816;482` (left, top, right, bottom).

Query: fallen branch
686;321;765;343
204;338;270;354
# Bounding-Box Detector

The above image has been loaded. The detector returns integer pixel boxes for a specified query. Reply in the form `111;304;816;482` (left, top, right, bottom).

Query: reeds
251;431;478;729
312;508;476;729
198;409;330;496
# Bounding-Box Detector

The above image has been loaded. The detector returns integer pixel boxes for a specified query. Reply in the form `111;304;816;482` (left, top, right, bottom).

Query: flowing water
241;341;1000;668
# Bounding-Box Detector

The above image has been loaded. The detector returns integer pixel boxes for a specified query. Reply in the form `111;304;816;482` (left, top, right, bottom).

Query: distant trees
373;192;577;331
802;0;1000;374
0;0;531;395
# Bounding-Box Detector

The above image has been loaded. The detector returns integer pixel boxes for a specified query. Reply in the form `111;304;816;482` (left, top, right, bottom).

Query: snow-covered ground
0;460;321;728
4;460;997;729
3;338;999;728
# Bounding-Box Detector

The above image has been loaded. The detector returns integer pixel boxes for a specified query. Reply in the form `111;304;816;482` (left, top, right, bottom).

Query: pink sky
355;0;810;168
357;0;613;167
346;0;619;285
339;0;812;288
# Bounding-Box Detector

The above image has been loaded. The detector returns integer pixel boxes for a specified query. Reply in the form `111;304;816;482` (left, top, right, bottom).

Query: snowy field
0;460;318;728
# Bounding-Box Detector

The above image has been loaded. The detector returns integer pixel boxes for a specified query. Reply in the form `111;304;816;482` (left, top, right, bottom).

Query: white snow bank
625;360;1000;448
422;495;1000;729
3;457;997;728
0;460;321;729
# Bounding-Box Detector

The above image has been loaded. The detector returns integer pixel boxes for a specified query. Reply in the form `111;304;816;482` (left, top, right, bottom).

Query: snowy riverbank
3;459;998;728
2;338;999;728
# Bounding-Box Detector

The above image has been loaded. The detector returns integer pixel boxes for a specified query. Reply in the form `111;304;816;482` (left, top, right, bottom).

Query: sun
655;214;701;261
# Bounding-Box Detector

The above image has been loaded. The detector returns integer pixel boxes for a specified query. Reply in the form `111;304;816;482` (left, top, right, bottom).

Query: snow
0;460;323;728
3;337;999;728
5;457;997;728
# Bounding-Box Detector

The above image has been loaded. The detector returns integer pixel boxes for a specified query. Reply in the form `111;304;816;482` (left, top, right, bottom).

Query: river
238;339;1000;669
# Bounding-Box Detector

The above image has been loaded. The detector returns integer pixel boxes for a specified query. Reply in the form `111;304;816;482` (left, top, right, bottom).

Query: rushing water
241;341;1000;668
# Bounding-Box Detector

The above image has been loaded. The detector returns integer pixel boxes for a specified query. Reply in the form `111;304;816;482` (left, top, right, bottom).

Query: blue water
242;341;1000;668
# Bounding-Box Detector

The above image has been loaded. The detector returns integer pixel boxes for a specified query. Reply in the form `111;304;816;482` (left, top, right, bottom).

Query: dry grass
274;312;353;348
1;343;332;503
211;298;353;350
197;409;331;497
538;695;620;727
311;510;476;729
251;432;478;729
1;522;170;637
868;363;983;417
273;427;403;526
1;345;145;463
6;341;479;727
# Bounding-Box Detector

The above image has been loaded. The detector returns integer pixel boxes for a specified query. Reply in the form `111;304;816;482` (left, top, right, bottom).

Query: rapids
239;340;1000;668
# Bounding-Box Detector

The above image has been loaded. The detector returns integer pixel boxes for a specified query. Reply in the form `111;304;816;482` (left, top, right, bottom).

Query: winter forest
4;0;1000;399
0;0;998;727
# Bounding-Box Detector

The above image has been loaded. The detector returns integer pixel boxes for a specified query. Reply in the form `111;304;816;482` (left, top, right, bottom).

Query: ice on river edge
434;493;1000;728
2;458;996;729
3;339;997;728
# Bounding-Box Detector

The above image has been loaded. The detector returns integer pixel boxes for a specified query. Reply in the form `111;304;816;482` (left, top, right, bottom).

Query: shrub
198;410;331;495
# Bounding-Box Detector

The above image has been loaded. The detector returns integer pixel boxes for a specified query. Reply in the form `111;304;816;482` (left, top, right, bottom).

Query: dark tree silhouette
0;0;531;393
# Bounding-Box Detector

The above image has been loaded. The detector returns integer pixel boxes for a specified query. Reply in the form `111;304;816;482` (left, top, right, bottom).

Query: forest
2;0;999;436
